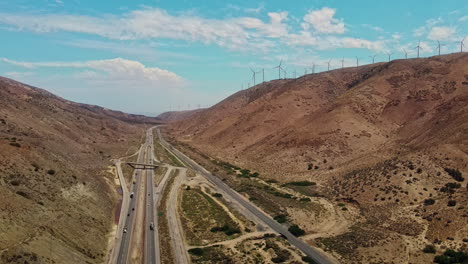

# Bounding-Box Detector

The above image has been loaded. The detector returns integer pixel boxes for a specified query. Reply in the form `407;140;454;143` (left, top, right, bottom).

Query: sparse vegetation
424;198;436;206
273;214;288;223
288;224;305;237
423;244;436;253
302;256;318;264
444;168;464;182
188;248;204;256
180;188;241;245
284;181;316;186
447;200;456;207
433;249;468;264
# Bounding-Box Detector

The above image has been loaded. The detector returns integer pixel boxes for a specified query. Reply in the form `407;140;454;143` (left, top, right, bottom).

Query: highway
114;128;159;264
156;127;336;264
144;128;157;264
116;142;146;264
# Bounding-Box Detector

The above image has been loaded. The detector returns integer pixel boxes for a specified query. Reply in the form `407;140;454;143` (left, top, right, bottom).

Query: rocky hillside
0;77;157;263
162;53;468;263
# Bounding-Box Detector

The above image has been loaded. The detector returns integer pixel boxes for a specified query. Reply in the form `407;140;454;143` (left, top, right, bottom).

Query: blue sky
0;0;467;115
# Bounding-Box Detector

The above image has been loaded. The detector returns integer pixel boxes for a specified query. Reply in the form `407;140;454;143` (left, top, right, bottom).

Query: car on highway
149;222;154;230
130;192;134;198
123;227;127;233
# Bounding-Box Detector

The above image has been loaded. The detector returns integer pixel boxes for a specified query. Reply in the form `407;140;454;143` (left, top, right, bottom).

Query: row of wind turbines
243;38;466;89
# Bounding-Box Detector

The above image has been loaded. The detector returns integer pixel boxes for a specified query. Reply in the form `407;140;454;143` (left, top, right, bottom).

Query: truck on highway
130;192;134;198
149;222;154;231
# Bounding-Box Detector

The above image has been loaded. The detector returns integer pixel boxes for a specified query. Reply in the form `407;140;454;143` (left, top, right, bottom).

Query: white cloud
302;7;345;34
284;33;385;52
0;57;185;89
0;8;287;52
427;26;456;41
362;24;384;32
413;17;443;37
459;16;468;22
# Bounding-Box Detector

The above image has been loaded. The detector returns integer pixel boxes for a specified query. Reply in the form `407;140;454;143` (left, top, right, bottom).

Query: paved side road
156;127;337;264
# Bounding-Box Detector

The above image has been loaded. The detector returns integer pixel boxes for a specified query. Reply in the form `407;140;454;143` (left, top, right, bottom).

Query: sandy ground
166;168;191;264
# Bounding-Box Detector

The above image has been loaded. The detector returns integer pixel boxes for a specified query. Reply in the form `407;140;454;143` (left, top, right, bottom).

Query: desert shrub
299;197;311;202
422;244;436;253
16;191;30;199
302;256;318;264
188;248;204;256
286;181;316;186
274;214;288;223
424;199;435;206
210;225;240;236
434;249;468;264
447;200;456;207
444;168;464;182
10;180;20;186
288;224;305;237
273;191;293;199
9;142;21;147
212;193;223;198
185;185;191;190
337;203;346;207
417;168;423;173
271;256;286;263
47;169;56;175
445;182;461;189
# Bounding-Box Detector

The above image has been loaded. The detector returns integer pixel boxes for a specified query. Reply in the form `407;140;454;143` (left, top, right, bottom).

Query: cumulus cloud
301;7;345;34
427;26;456;41
0;57;185;89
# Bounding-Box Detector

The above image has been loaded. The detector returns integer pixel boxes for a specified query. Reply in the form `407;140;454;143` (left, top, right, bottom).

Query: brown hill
162;53;468;263
0;77;156;263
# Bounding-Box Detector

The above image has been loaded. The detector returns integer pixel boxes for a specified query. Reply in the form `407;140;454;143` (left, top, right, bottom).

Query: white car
123;227;128;233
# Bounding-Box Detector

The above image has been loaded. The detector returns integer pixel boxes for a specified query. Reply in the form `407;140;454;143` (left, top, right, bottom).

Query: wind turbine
355;56;360;67
369;54;377;63
250;68;257;86
282;68;287;79
293;69;297;78
327;59;332;71
416;40;422;58
304;68;308;75
436;40;444;56
461;37;465;52
262;68;265;82
273;60;284;79
341;57;345;69
403;49;408;59
312;63;316;74
386;52;393;62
